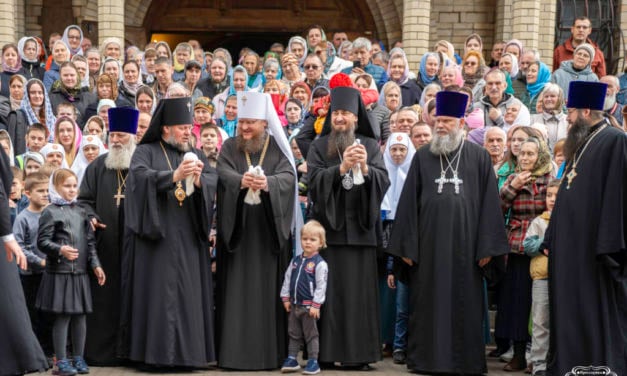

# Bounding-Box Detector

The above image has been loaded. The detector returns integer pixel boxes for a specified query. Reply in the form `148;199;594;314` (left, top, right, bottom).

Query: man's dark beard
236;132;267;154
327;129;356;159
563;116;591;161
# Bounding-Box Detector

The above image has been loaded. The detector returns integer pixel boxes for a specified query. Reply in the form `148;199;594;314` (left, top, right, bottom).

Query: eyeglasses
304;65;320;70
464;61;478;66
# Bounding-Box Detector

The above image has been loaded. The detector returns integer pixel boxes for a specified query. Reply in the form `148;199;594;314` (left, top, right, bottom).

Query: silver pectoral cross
435;173;463;194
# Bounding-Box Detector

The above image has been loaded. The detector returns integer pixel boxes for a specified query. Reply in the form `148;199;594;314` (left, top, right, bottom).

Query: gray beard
105;140;136;170
430;128;464;155
603;94;617;112
236;132;267;154
327;129;356;158
165;134;191;152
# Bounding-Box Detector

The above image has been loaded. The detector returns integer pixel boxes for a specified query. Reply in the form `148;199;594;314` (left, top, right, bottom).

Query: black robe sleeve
0;146;12;237
216;137;295;251
386;151;422;263
307;137;390;234
77;160;101;222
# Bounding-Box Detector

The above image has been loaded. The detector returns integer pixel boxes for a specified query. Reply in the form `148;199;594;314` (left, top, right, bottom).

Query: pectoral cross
114;187;125;207
566;168;577;190
435;173;463;194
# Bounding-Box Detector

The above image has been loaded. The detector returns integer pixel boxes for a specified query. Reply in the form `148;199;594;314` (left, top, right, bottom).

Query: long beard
236;132;267;154
563;116;591;161
429;128;464;155
327;129;356;158
165;134;191;153
603;94;616;112
105;140;136;170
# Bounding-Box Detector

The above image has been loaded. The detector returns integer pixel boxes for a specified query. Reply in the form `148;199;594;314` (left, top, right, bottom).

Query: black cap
321;87;378;139
140;97;194;144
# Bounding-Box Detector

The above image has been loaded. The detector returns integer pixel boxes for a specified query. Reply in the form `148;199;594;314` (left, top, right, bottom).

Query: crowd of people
0;16;626;376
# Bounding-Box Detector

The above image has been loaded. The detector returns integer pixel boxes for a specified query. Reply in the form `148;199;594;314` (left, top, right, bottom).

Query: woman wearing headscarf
43;40;70;92
100;57;122;83
498;136;552;372
84;73;127;120
48;62;96;127
461;51;487;102
418;83;442;109
280;53;306;89
499;52;526;98
61;25;84;58
415;52;440;90
287;36;308;68
316;41;351;78
530;83;568;152
0;75;28;154
387;48;422;106
197;57;230;98
213;65;250;120
550;43;599;98
216;94;238;138
0;43;27;98
71;133;106;185
155;41;172;63
118;60;144;108
17;37;45;80
134;84;156;115
21;78;57;141
99;37;123;62
521;61;551;115
503;39;524;62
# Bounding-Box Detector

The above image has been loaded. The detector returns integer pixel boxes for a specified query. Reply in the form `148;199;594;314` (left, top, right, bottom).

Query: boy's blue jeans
393;280;409;350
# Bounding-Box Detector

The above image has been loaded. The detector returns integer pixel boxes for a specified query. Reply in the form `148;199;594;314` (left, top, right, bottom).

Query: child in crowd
523;179;560;376
199;123;222;168
13;172;53;360
36;169;106;376
280;220;329;375
23;151;45;176
10;166;28;225
382;133;416;364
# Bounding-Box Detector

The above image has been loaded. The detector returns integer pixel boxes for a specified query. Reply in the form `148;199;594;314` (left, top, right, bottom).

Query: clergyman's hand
173;160;196;182
241;172;256;189
5;239;27;270
90;218;106;232
193;160;204;188
478;257;491;268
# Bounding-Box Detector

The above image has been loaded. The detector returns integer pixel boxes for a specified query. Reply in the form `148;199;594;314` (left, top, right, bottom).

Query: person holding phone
341;37;388;90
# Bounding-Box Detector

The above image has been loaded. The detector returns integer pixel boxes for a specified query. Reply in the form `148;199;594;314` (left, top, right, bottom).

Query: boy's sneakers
302;359;320;375
73;356;89;374
55;359;77;376
281;357;301;373
392;349;406;364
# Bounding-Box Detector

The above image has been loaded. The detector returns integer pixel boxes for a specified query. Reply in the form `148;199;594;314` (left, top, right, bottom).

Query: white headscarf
40;143;69;168
381;132;416;220
71;134;107;185
62;25;83;56
237;91;304;255
0;130;15;167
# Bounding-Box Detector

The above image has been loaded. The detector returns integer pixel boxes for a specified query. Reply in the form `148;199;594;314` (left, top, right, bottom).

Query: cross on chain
114;188;125;207
435;172;463;194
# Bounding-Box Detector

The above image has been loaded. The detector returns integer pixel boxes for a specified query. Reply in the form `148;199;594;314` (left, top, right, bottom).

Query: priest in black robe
387;91;509;375
544;81;627;376
0;146;48;375
120;97;217;368
307;86;390;368
216;91;301;370
78;107;138;366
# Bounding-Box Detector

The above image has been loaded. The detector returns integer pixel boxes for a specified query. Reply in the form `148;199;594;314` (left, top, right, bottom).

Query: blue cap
567;81;607;110
108;107;139;134
435;91;468;118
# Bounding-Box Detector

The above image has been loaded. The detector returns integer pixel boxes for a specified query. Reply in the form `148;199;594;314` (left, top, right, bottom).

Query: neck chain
565;123;607;189
114;169;128;207
160;142;187;206
245;134;270;168
435;140;464;194
337;146;354;190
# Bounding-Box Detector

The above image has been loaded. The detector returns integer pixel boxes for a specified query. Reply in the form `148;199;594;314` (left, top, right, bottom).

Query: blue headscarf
219;94;238;137
228;65;250;97
527;62;551;98
419;52;440;85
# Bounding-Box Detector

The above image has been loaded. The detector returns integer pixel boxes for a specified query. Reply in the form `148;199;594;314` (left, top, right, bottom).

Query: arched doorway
137;0;380;52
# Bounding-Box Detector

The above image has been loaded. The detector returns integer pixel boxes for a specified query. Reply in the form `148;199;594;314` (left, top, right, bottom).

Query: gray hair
484;126;507;143
601;75;620;88
352;37;372;52
523;49;541;61
263;58;280;72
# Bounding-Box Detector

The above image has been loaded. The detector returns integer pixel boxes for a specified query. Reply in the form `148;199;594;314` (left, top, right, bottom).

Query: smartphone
353;60;362;69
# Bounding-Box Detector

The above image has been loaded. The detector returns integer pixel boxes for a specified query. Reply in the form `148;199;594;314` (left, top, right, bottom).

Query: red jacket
553;37;606;77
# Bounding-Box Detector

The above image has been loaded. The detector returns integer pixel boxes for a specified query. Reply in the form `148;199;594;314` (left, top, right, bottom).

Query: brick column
538;0;557;68
0;0;17;45
98;0;124;46
403;0;431;73
511;1;542;53
618;0;627;73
